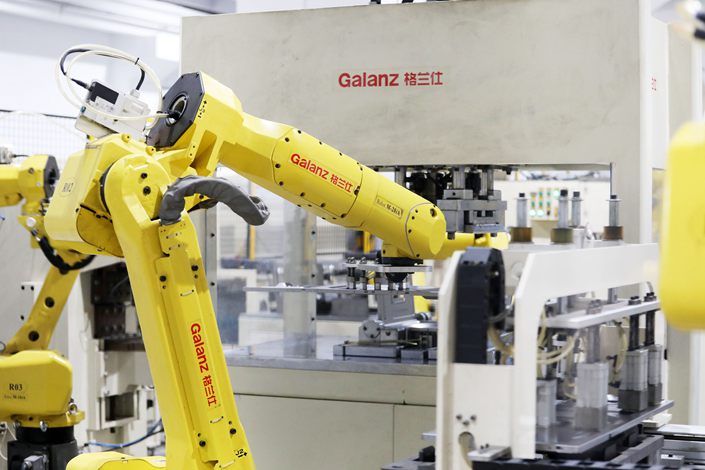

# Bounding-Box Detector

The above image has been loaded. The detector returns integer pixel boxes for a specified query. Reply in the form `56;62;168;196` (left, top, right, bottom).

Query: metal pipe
629;315;640;351
571;191;582;227
557;189;569;228
482;168;494;197
516;192;528;227
452;165;466;189
608;194;620;226
645;311;655;346
395;166;407;186
585;326;600;363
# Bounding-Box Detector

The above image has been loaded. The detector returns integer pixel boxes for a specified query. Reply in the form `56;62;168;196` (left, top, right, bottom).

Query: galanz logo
290;153;329;180
191;323;209;373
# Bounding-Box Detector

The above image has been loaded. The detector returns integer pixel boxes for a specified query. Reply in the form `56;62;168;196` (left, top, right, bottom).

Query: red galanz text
191;323;218;407
289;153;353;193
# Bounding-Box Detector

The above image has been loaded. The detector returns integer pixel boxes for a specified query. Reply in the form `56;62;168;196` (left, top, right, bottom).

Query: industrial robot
0;45;505;470
0;153;93;470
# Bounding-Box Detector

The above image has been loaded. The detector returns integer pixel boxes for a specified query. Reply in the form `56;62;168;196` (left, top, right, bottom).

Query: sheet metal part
244;283;439;299
542;300;660;330
225;335;435;375
534;400;673;454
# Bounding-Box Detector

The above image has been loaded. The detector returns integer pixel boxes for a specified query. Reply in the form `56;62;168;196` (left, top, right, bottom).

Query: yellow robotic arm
146;73;495;261
43;72;502;470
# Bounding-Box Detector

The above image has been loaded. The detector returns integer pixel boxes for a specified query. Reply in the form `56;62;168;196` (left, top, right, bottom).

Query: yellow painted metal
15;409;85;429
362;231;373;254
68;452;166;470
412;272;430;313
0;155;52;209
0;350;73;420
0;164;22;206
97;156;254;470
661;121;705;329
45;135;140;256
1;155;57;251
4;266;80;354
247;224;255;260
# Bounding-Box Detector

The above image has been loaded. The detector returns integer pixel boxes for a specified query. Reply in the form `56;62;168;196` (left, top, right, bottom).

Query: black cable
59;48;90;89
36;234;94;273
59;48;146;91
134;57;146;90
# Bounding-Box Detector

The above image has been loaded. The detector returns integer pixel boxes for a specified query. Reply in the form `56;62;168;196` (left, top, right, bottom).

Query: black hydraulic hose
159;176;270;227
37;235;94;274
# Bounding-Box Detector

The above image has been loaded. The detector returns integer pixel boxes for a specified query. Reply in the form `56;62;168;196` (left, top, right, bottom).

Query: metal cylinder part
585;326;600;363
394;166;407;186
621;349;648;391
453;166;466;189
608;194;620;227
536;379;557;428
516;192;528;227
645;311;655;346
510;226;533;243
648;344;662;386
648;344;664;405
576;361;609;430
619;348;649;412
629;315;640;351
571;191;582;227
576;362;609;408
558;189;569;228
374;272;382;291
483;168;494;197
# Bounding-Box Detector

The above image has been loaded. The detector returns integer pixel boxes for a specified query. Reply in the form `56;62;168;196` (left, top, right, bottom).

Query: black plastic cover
147;72;205;148
454;247;505;364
